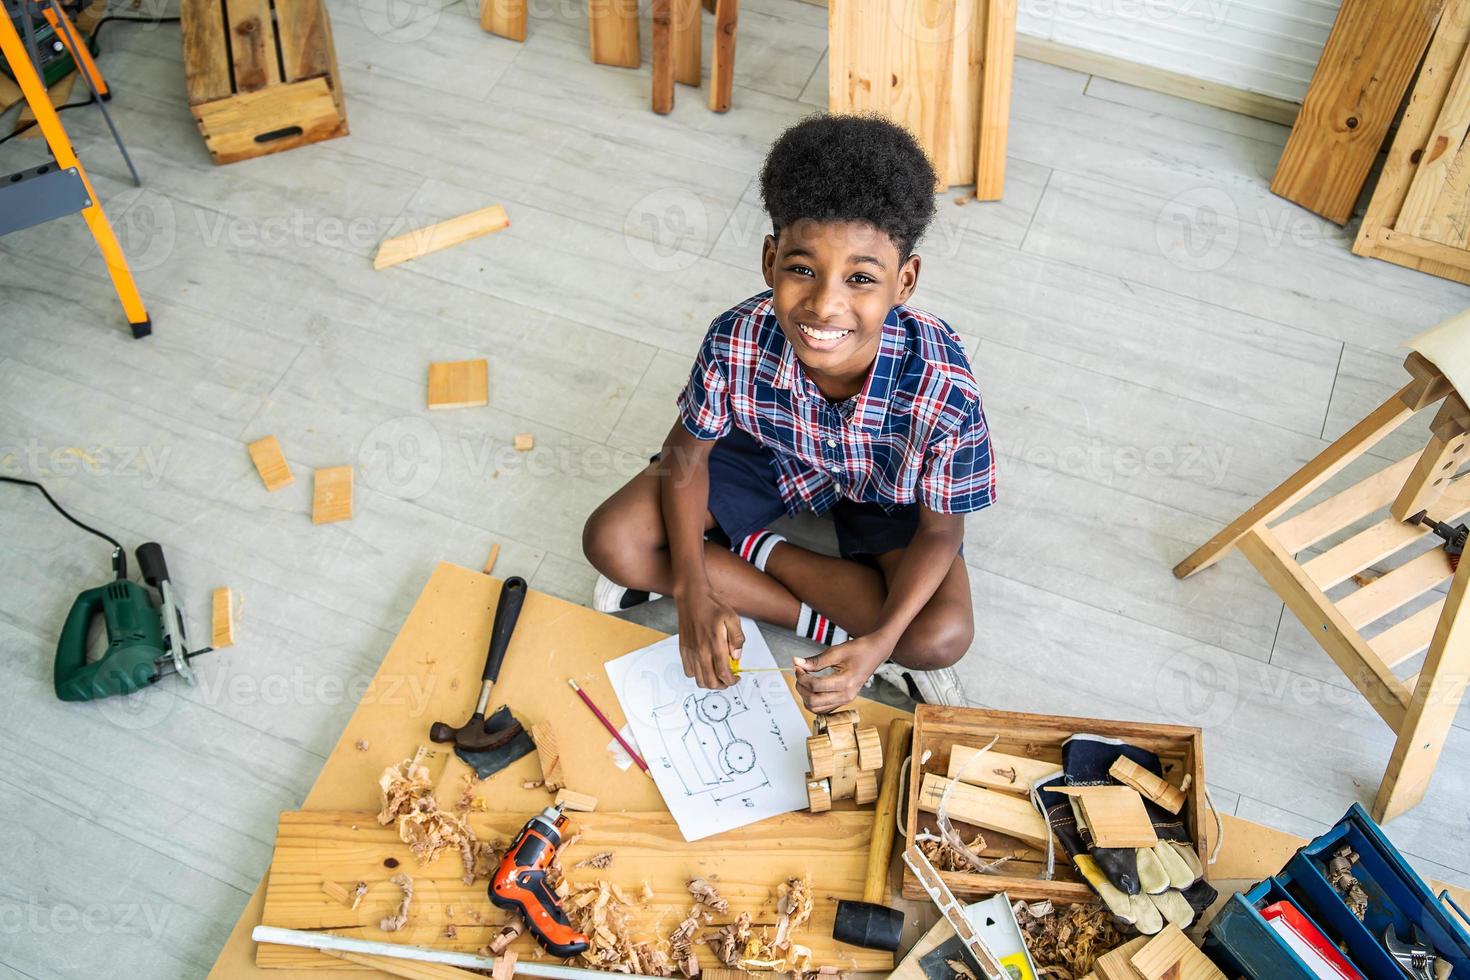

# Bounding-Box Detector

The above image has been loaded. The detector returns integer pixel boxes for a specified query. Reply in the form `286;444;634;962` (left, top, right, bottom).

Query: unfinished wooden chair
1175;309;1470;823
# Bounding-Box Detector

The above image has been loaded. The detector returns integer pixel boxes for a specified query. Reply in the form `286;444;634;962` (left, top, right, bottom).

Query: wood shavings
687;877;729;914
564;879;678;974
1013;899;1125;979
377;748;433;825
708;911;753;967
442;923;459;940
354;739;370;751
523;779;545;790
921;832;989;872
380;873;413;931
484;917;525;955
640;881;654;903
774;875;813;950
376;749;479;867
575;851;613;870
456;773;483;813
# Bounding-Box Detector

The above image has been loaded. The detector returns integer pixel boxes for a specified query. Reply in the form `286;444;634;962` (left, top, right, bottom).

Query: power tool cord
0;475;128;578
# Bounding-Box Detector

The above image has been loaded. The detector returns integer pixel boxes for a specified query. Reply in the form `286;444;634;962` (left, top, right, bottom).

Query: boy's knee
581;505;628;578
896;611;973;670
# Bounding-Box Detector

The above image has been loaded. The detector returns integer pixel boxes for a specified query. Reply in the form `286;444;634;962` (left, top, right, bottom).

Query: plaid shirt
677;291;996;517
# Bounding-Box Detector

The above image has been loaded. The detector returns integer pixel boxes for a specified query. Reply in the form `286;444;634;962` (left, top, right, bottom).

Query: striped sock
796;603;849;645
735;529;786;573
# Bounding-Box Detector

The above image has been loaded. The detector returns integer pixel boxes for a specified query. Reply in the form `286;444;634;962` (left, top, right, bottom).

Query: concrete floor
2;0;1470;975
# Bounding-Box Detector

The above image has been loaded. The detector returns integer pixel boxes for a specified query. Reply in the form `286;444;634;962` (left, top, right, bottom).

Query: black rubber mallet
430;576;536;778
832;718;912;953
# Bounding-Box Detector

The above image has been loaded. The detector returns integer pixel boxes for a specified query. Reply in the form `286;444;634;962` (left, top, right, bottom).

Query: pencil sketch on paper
604;619;812;840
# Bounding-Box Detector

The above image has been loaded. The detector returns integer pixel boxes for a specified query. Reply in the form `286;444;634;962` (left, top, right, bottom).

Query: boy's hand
793;636;892;714
675;587;743;690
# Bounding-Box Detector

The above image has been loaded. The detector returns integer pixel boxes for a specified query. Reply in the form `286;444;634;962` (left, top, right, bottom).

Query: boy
582;114;995;714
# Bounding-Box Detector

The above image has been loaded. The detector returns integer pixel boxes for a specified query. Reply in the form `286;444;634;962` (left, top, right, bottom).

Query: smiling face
761;219;921;400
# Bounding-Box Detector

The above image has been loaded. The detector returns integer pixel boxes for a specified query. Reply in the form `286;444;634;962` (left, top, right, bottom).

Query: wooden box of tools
902;705;1206;905
180;0;347;164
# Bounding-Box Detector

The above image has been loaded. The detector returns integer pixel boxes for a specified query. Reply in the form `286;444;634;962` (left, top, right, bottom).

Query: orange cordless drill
489;805;590;958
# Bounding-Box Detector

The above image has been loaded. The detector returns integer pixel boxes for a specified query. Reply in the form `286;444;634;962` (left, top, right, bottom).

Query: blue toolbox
1204;804;1470;979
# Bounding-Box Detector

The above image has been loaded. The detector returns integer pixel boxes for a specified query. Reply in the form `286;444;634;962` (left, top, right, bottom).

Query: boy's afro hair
760;113;937;260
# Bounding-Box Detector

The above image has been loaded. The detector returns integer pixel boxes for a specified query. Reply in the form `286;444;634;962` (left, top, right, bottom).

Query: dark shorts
657;426;923;566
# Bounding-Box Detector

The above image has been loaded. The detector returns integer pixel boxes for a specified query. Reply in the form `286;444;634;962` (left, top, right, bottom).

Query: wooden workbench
208;562;1469;977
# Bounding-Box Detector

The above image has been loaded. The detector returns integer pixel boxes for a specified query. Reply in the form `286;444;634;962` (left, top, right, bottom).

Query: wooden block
211;587;236;649
916;773;1048;848
427;359;489;410
482;543;501;575
311;466;354;524
1128;924;1226;980
1093;936;1150;980
1053;786;1158;848
1271;0;1448;225
947;745;1060;793
589;0;640;67
490;950;516;980
513;433;534;452
1109;757;1186;814
247;435;293;491
480;0;526;42
531;721;566;792
319;879;351;905
373;205;510;270
555;788;597;812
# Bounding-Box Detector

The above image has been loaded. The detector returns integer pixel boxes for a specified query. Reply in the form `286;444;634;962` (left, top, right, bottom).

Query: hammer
832;718;913;952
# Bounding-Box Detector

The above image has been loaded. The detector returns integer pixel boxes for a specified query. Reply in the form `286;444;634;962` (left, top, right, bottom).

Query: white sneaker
592;574;662;613
871;661;969;707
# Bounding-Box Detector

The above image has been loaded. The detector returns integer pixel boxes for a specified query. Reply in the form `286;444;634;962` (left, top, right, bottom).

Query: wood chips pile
376;749;505;886
1013;900;1126;979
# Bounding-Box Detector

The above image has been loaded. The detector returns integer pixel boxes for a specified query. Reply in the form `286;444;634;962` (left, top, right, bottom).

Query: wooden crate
902;705;1206;905
180;0;347;164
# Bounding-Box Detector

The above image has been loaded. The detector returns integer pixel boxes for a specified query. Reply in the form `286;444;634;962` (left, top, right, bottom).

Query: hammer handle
483;577;528;683
863;718;913;905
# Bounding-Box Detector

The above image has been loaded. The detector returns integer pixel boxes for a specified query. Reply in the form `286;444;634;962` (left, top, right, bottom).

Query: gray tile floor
2;0;1470;975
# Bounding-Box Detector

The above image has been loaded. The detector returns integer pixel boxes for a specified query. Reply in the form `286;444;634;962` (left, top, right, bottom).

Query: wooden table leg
652;0;674;113
674;0;701;86
708;0;737;112
590;0;639;68
481;0;527;42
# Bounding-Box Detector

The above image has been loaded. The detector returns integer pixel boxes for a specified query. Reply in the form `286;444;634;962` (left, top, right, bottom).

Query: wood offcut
373;205;510;270
427;360;489;410
247;435;293;491
311;466;354;524
211;587;236;648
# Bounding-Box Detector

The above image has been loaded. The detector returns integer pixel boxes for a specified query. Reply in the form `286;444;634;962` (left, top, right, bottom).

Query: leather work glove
1035;734;1216;935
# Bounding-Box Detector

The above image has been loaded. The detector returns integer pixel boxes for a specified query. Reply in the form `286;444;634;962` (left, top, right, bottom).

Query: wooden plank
673;0;700;85
326;949;488;979
212;587;236;648
1337;548;1454;629
1129;924;1226;980
1092;936;1149;980
1271;451;1423;555
651;0;674;114
1371;595;1446;666
480;0;527;42
1174;384;1423;578
247;435;294;491
916;773;1048;848
312;466;354;525
226;0;283;92
1396;43;1470;241
530;721;566;791
946;744;1060;792
944;0;983;187
180;0;234;105
190;76;347;164
974;0;1015;200
1356;225;1470;282
1051;786;1157;848
1301;475;1470;589
1108;757;1185;815
273;0;332;83
1270;0;1447;225
707;0;737;113
426;360;489;410
374;206;510;271
257;808;893;973
1238;528;1410;730
1376;549;1470;821
588;0;639;68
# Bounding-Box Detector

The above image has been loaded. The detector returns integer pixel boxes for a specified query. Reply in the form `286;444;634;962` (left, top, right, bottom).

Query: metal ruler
902;844;1007;980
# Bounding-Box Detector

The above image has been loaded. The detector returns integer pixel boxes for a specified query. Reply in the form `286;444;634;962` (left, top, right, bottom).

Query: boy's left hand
793;636;893;714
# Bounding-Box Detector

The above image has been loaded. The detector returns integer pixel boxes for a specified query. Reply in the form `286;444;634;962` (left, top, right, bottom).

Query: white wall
1017;0;1340;102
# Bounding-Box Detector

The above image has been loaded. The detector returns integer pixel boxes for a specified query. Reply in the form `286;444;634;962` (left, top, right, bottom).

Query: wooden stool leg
708;0;736;112
1390;394;1470;521
1374;552;1470;822
481;0;527;42
673;0;700;86
651;0;674;113
589;0;639;67
1175;364;1446;579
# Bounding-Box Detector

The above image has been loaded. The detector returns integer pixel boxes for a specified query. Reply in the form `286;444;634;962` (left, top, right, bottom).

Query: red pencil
567;678;651;776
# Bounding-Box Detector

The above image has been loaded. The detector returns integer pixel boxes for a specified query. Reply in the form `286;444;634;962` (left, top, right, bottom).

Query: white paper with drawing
604;620;811;841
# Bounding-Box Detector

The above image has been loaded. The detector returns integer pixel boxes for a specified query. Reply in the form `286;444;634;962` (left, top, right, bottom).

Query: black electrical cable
0;475;128;577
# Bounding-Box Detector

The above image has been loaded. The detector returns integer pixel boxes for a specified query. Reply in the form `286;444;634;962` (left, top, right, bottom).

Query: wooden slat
1176;384;1424;579
707;0;737;112
1238;529;1410;730
589;0;639;68
1302;475;1470;589
179;0;234;104
946;744;1059;792
226;0;283;92
1370;596;1446;667
373;205;511;270
916;773;1049;847
1271;0;1448;225
1272;450;1423;555
1358;225;1470;280
1395;43;1470;241
974;0;1015;200
1424;134;1470;249
1337;548;1454;629
273;0;331;82
652;0;674;114
943;0;983;186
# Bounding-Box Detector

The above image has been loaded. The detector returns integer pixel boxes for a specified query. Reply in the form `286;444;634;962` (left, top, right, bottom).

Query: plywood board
256;808;893;973
312;466;354;524
426;360;488;410
1271;0;1448;225
247;435;294;491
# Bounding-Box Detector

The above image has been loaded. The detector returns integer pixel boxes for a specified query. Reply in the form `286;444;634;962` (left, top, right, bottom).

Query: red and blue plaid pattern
677;291;996;517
